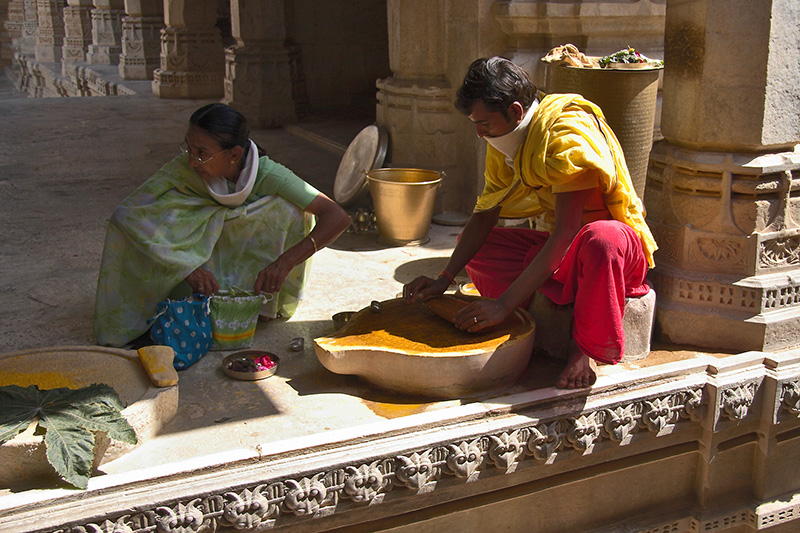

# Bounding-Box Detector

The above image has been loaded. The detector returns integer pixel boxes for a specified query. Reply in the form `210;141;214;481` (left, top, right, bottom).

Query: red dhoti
464;220;649;364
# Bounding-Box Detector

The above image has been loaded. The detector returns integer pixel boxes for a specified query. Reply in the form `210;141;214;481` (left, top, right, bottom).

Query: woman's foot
556;340;597;389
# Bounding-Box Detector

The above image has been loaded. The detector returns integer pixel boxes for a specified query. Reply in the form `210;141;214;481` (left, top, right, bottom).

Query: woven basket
540;60;662;199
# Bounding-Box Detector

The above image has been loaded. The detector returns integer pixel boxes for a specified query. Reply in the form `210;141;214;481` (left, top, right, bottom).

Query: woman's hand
254;256;293;295
403;275;449;303
454;299;513;332
186;267;219;296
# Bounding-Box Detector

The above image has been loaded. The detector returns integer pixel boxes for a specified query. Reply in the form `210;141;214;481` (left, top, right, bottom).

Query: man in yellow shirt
404;57;656;389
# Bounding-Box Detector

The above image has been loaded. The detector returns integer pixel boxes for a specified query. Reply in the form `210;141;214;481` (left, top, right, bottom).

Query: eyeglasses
180;141;226;166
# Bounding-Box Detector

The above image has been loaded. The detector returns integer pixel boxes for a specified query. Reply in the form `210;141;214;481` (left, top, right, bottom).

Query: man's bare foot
556;340;598;389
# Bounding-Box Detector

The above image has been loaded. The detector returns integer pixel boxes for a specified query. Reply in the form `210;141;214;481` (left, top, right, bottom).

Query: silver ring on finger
473;316;478;324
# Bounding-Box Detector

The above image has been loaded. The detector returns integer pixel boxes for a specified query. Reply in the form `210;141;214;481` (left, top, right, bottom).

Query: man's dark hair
455;57;536;118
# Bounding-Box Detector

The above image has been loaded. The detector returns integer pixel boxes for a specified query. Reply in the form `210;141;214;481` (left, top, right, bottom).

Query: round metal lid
334;125;388;207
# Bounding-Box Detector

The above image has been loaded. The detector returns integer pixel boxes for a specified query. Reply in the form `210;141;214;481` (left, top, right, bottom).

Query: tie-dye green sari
94;155;315;347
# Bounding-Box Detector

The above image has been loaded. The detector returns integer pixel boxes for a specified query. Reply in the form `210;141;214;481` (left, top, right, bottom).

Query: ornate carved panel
46;387;708;532
720;382;758;421
87;7;123;65
760;235;800;269
119;15;162;80
779;379;800;420
61;6;92;64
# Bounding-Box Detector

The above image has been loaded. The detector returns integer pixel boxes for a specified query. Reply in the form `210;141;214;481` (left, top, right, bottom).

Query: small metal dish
332;311;356;330
222;350;279;381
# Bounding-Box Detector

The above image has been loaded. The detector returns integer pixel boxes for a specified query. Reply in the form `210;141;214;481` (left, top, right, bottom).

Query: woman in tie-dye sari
94;103;350;347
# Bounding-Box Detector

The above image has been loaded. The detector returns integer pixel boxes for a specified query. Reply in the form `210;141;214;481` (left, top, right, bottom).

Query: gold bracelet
308;234;318;253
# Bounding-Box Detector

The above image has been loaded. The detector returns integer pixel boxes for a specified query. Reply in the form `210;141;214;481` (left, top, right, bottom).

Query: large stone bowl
314;298;536;399
0;346;178;489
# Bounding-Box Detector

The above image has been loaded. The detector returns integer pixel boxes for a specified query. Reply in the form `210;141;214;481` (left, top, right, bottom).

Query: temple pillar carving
61;0;92;71
4;1;25;56
19;0;38;56
223;0;303;127
86;0;123;64
376;0;461;213
152;0;223;99
118;0;162;80
0;1;14;66
34;0;65;63
645;0;800;352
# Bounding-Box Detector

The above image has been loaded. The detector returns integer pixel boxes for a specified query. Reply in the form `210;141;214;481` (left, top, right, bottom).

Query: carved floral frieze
780;380;800;418
51;388;708;532
721;382;758;421
761;236;800;268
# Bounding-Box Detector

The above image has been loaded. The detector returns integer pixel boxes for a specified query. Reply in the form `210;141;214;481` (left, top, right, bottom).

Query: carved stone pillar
118;0;162;79
152;0;223;99
223;0;302;127
5;1;25;56
19;0;38;56
86;0;123;64
0;0;12;66
34;0;65;63
645;0;800;352
61;0;92;70
376;0;461;213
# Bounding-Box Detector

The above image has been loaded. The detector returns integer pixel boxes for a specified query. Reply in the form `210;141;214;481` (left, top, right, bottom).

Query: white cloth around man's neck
205;139;258;207
484;99;538;170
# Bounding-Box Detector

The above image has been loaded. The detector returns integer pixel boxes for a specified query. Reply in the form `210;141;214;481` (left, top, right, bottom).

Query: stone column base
118;16;162;80
152;26;223;99
34;0;65;64
223;45;303;128
151;68;224;99
61;6;92;74
651;265;800;352
645;142;800;352
86;8;123;65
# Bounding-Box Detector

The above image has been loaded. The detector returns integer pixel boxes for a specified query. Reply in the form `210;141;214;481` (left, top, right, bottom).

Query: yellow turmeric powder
0;371;78;389
320;299;525;354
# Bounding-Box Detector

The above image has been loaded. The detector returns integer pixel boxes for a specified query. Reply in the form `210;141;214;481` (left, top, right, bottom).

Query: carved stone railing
2;350;798;532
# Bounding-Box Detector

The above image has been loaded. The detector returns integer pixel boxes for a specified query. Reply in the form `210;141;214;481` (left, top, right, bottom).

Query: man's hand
454;298;513;332
186;267;219;296
403;275;449;303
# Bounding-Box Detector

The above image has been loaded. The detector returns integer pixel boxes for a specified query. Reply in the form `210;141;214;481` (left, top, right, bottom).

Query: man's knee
575;220;624;264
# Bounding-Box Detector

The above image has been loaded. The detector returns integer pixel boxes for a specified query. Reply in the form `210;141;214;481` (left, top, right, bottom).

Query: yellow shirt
475;93;657;268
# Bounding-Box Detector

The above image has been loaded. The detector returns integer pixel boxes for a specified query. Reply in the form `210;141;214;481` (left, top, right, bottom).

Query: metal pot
366;168;442;246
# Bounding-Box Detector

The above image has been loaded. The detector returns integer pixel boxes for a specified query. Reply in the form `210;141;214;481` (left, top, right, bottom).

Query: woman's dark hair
455;57;536;118
190;103;256;157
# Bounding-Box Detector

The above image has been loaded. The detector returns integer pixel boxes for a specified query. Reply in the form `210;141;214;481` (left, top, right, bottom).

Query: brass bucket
540;61;662;199
366;168;442;246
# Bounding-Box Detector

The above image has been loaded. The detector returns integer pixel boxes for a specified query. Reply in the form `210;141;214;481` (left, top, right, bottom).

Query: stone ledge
2;350;798;532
